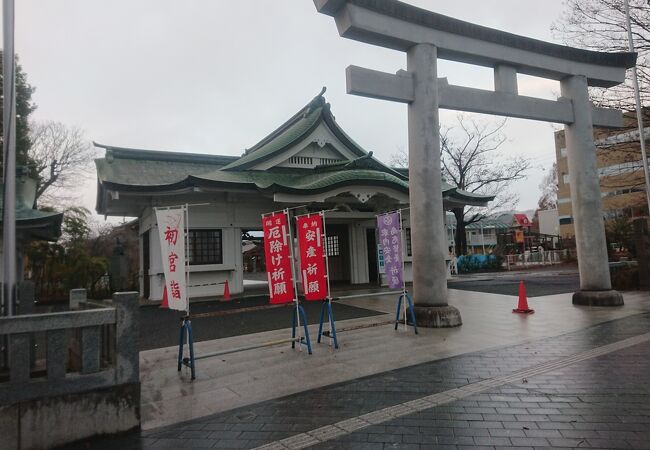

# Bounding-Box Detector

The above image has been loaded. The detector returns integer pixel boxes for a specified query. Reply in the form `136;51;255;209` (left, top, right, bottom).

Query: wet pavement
139;299;382;351
67;276;650;450
448;268;580;298
139;268;580;351
69;313;650;450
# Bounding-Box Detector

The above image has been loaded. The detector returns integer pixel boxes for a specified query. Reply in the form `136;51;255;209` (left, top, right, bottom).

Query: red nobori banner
262;212;295;304
297;214;328;301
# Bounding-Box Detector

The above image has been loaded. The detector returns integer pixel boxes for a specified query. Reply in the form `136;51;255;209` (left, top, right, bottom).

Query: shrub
610;264;639;291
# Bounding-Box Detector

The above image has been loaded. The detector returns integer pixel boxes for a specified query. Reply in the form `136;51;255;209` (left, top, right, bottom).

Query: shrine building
94;91;492;301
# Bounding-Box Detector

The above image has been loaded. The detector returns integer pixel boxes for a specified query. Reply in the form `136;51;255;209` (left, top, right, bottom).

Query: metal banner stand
174;204;198;379
285;208;313;354
175;206;313;381
381;208;418;335
315;210;338;349
178;315;195;379
394;293;418;334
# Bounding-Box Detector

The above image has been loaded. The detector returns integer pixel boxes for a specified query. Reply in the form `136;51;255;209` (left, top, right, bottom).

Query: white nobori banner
156;208;188;311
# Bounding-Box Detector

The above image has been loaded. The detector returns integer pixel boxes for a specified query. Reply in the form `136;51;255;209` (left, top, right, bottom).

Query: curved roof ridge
221;89;371;171
93;142;238;165
243;88;328;155
220;103;325;171
315;151;409;181
320;102;369;158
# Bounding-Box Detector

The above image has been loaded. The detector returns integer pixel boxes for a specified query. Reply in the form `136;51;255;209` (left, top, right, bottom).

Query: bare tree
552;0;649;110
389;146;408;168
28;121;96;207
538;162;559;210
441;116;530;255
389;115;531;255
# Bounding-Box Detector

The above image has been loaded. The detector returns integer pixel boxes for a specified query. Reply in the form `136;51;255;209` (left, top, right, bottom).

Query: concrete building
445;213;509;255
94;92;491;301
556;111;650;237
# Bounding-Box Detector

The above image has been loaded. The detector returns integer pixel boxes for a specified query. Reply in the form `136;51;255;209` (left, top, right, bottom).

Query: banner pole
398;208;407;330
320;211;333;344
285;208;302;349
375;206;411;218
294;207;339;219
185;204;190;316
153;203;210;212
263;204;308;217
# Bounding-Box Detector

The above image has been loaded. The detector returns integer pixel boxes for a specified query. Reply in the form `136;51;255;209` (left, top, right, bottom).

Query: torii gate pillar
407;44;461;326
561;75;623;306
315;0;634;324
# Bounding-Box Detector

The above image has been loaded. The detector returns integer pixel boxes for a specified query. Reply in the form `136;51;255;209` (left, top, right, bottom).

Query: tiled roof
221;102;324;171
94;91;494;213
221;91;367;171
94;144;237;187
185;166;409;193
0;204;63;242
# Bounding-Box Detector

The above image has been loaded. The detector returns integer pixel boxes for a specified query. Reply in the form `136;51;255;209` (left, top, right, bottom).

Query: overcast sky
13;0;570;221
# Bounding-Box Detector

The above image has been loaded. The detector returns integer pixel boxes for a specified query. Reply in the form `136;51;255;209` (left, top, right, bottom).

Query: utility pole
3;0;17;317
624;0;650;216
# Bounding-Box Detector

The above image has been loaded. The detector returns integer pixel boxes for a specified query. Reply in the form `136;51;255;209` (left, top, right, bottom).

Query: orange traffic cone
222;280;231;301
513;280;534;314
160;286;169;309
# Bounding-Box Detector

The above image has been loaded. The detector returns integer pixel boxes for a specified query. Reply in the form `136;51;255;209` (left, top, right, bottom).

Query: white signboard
156;208;188;311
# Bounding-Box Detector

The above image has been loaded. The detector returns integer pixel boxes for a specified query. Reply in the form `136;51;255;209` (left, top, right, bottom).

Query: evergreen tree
0;51;37;170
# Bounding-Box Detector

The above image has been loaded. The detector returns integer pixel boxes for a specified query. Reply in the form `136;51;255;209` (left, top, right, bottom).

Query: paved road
448;270;579;298
68;311;650;449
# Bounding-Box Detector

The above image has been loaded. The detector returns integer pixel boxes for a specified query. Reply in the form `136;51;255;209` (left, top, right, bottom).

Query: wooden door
326;224;350;283
142;231;150;299
366;228;378;284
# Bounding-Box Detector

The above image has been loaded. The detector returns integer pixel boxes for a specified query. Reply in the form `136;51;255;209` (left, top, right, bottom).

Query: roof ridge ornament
304;86;328;118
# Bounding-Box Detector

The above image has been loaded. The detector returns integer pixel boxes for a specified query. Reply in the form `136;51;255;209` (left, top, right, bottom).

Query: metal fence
504;250;572;271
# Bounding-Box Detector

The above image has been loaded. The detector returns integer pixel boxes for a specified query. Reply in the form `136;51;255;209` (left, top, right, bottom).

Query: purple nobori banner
377;212;403;289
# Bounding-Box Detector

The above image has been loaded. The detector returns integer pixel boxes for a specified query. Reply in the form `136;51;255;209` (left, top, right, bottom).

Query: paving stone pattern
66;312;650;449
311;340;650;449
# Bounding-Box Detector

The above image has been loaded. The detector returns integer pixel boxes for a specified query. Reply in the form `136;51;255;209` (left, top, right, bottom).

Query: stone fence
0;291;140;450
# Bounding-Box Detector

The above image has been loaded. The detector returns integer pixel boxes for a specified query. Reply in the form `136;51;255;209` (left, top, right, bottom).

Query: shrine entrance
366;228;378;284
315;0;633;326
325;224;351;283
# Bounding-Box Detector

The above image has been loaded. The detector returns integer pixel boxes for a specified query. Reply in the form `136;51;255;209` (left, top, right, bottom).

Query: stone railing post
112;291;139;384
69;288;87;310
17;281;35;315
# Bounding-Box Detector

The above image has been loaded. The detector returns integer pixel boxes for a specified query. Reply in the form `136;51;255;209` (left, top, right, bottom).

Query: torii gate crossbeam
315;0;633;327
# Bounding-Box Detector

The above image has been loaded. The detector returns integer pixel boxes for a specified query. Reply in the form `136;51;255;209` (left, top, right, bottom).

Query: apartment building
555;111;650;237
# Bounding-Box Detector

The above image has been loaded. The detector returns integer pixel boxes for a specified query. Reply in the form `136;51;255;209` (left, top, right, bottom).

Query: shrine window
187;229;223;265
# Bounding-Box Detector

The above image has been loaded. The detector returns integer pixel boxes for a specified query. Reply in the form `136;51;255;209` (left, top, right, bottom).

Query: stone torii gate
315;0;634;327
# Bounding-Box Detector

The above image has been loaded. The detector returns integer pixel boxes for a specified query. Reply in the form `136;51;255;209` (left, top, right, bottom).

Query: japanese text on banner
297;214;328;301
376;212;404;289
155;208;188;311
262;212;295;304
